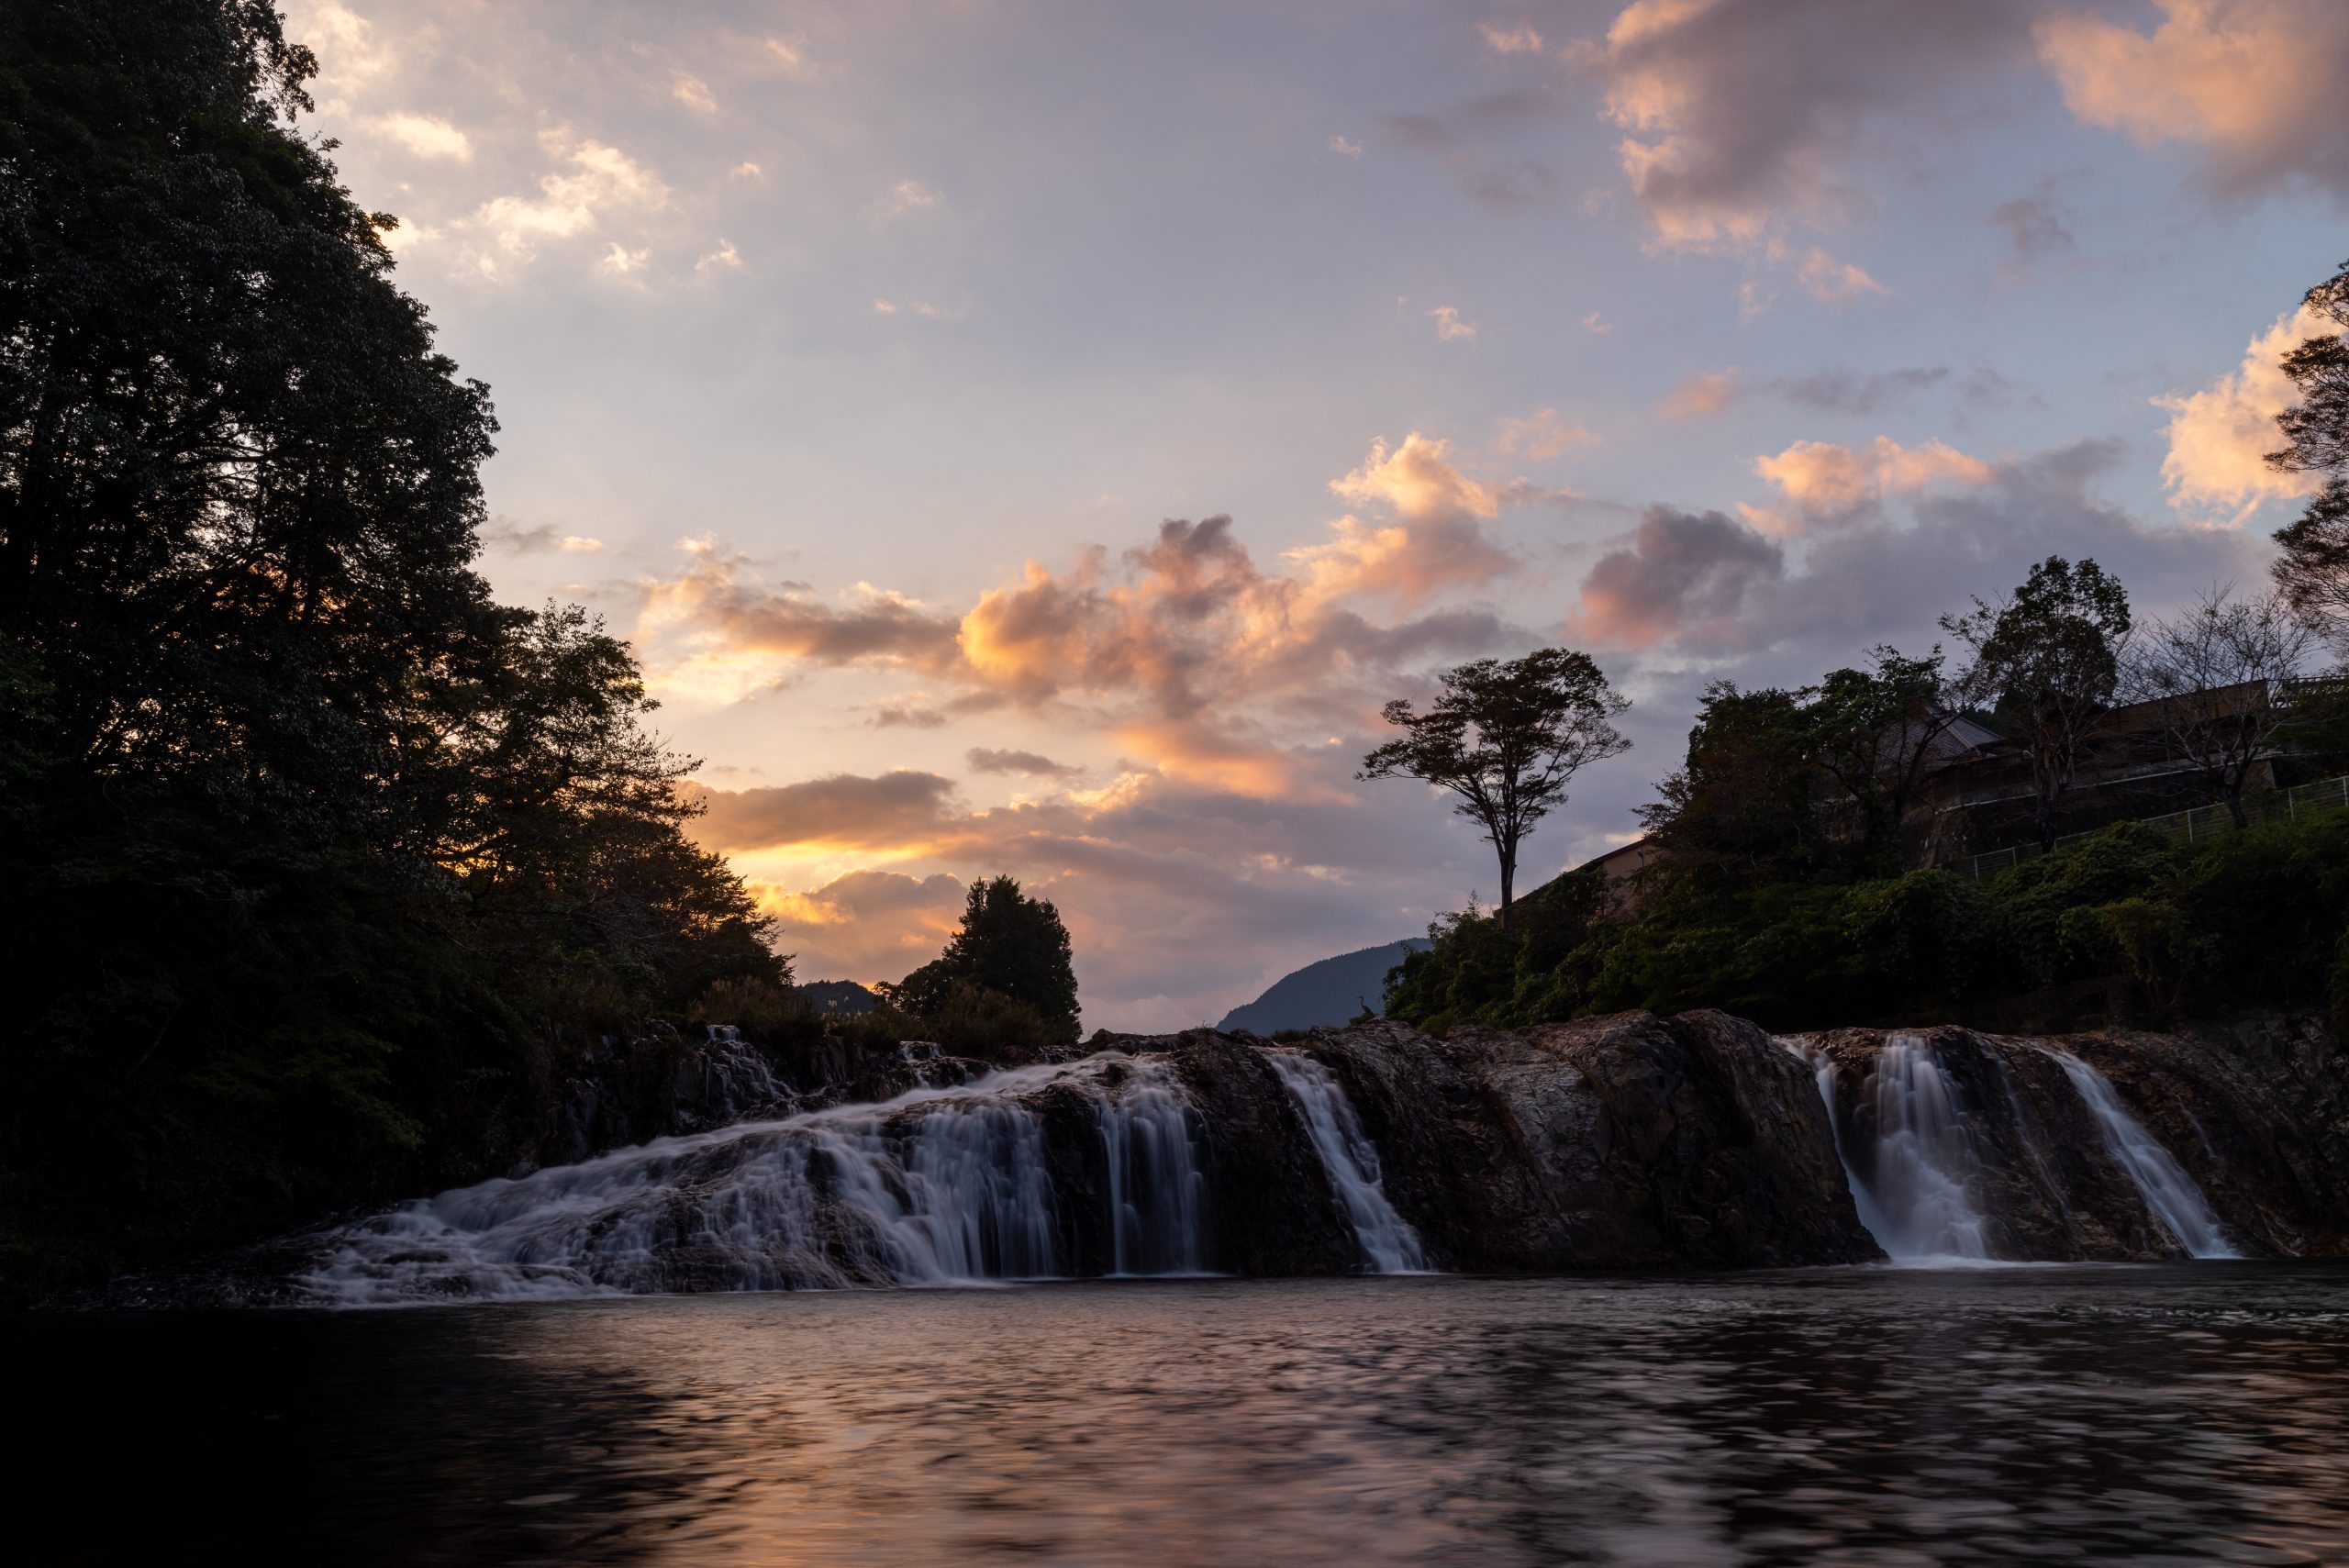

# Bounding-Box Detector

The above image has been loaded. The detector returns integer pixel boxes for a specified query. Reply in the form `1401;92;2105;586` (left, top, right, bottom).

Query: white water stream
1267;1051;1427;1273
1795;1032;2238;1264
2050;1051;2237;1258
1846;1033;1998;1262
303;1054;1209;1303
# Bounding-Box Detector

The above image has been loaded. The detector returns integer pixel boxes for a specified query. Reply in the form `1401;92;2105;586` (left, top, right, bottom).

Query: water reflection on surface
23;1264;2349;1565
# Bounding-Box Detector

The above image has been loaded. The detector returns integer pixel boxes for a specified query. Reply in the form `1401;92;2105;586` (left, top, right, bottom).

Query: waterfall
1267;1051;1426;1273
2050;1052;2237;1259
686;1025;790;1120
1100;1062;1209;1276
1843;1034;1996;1262
301;1053;1210;1304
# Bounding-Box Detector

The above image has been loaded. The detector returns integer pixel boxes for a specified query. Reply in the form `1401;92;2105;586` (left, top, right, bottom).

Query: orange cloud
2039;0;2349;198
1748;435;1995;531
1494;408;1600;460
691;771;962;854
637;547;963;701
1660;368;1740;418
2155;303;2330;522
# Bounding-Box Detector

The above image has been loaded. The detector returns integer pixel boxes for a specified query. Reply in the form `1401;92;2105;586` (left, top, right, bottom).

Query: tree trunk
1497;851;1516;933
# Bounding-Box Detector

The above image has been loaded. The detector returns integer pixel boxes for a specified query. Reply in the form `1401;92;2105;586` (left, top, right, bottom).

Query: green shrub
1386;805;2349;1036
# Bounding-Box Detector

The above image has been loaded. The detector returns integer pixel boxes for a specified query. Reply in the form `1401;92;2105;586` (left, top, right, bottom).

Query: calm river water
20;1263;2349;1565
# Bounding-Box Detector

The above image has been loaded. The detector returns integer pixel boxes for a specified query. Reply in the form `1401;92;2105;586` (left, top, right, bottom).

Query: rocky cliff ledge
1105;1007;2348;1273
1182;1010;1882;1272
88;1007;2349;1305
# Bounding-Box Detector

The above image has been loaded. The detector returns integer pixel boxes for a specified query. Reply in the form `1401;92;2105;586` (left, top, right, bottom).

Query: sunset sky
284;0;2349;1029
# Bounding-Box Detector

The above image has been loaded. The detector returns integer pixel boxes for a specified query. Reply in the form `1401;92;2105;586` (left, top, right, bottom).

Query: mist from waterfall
2050;1051;2238;1258
1267;1051;1426;1273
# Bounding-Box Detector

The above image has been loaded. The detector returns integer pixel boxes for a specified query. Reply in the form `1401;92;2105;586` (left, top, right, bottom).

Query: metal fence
1965;773;2349;879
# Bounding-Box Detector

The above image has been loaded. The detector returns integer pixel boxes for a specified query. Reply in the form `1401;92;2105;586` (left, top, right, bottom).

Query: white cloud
696;239;743;273
1326;134;1364;158
1581;309;1611;334
560;536;607;553
874;178;943;222
373;111;471;161
1477;20;1546;53
764;36;814;76
452;135;670;281
672;72;718;114
1796;247;1889;304
1428;306;1478;342
287;0;395;91
2156;303;2331;521
730;161;765;181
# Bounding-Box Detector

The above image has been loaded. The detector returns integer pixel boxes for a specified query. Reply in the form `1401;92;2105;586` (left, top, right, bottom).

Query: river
20;1263;2349;1565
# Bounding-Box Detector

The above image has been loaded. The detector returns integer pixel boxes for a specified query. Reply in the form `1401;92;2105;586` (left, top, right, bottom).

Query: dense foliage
2270;258;2349;646
0;1;780;1297
889;876;1082;1051
1638;646;1955;880
1386;813;2349;1040
1943;556;2133;850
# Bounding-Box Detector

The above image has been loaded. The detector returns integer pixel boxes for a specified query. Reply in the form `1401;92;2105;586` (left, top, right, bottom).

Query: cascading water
686;1025;790;1120
1100;1062;1209;1276
1842;1034;1996;1262
2050;1051;2238;1258
302;1053;1210;1304
1266;1051;1426;1273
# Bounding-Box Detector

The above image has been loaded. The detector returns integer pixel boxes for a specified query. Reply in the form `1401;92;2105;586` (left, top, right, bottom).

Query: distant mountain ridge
1216;940;1431;1035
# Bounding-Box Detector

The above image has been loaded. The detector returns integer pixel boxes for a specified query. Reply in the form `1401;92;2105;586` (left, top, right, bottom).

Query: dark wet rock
1275;1010;1881;1272
1163;1030;1357;1277
1800;1018;2349;1261
89;1008;2349;1304
2069;1015;2349;1258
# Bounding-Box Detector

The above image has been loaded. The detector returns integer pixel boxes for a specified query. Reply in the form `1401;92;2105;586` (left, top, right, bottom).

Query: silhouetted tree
1803;646;1960;873
893;876;1080;1039
1944;556;2132;850
0;1;783;1293
1363;650;1631;930
1638;682;1821;875
2267;261;2349;648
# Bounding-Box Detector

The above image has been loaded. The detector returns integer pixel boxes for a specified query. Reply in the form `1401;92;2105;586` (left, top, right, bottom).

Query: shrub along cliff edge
1387;811;2349;1041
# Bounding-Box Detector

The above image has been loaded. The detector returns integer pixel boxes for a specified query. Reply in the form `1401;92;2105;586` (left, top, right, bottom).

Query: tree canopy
1944;556;2132;850
2269;259;2349;645
1362;650;1630;929
0;0;783;1298
892;876;1081;1043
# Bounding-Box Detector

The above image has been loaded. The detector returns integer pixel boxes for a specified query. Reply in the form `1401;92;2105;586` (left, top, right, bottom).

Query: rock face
1295;1010;1882;1272
102;1006;2349;1304
1798;1019;2349;1261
